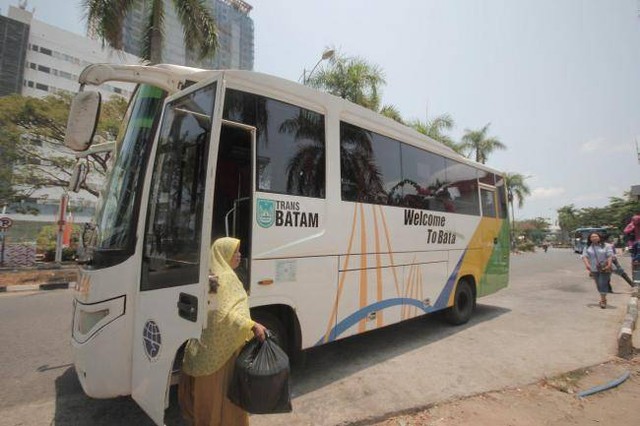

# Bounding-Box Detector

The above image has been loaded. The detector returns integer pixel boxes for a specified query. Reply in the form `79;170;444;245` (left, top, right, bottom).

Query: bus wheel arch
251;304;303;364
445;276;476;325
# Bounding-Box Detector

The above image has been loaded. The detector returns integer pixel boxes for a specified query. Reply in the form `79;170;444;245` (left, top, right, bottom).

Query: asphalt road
0;248;633;426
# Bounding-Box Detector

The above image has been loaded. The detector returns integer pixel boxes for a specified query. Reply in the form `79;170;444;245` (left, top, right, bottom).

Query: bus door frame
130;74;224;426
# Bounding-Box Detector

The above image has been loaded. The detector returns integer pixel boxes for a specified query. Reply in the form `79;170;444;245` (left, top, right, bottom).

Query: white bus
65;64;510;425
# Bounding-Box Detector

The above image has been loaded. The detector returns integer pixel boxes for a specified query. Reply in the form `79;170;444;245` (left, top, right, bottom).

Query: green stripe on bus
478;219;510;297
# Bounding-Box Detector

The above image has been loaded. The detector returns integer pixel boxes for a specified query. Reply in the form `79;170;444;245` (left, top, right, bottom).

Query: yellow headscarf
182;237;255;376
210;237;240;277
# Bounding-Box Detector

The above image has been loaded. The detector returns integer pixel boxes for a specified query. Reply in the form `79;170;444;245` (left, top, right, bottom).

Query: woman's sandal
599;300;607;309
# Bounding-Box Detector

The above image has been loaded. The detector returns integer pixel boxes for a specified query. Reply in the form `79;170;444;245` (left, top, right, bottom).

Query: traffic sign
0;217;13;229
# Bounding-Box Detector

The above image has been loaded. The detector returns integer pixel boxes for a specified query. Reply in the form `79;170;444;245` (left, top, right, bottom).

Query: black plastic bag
228;334;292;414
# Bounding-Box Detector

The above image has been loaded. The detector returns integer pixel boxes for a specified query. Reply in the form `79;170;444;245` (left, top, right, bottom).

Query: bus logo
142;320;162;360
256;199;275;228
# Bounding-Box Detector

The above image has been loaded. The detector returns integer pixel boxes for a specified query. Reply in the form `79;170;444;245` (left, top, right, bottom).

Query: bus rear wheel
252;311;289;355
445;280;475;325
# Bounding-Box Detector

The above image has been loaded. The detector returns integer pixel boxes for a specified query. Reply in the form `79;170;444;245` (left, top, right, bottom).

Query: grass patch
542;367;590;394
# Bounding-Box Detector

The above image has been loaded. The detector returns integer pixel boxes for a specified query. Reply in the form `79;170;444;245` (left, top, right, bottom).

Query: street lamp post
302;49;335;85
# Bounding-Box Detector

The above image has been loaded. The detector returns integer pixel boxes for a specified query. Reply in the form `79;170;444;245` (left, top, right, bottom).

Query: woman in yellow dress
179;237;267;426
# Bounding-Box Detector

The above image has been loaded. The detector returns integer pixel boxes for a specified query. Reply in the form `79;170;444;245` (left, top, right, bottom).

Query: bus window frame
479;183;498;218
139;77;222;292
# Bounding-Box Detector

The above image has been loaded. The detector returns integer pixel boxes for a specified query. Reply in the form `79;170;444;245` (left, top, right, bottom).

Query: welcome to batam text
404;209;456;244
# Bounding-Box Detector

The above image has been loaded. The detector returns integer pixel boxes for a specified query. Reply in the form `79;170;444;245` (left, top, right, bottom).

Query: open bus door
130;79;221;425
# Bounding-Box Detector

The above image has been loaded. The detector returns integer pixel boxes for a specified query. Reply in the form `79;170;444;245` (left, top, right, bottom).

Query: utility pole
55;194;68;263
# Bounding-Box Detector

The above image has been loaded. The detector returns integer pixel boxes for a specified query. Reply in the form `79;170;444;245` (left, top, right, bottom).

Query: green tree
379;104;404;124
576;207;612;229
557;204;579;235
306;50;386;111
460;123;506;164
83;0;218;64
409;113;462;153
504;173;530;250
556;195;640;243
0;93;128;207
516;217;551;244
607;195;640;232
36;224;82;261
505;172;531;209
0;125;18;206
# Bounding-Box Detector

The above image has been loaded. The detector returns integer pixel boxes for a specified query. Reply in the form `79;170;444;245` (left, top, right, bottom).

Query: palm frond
460;122;505;164
82;0;137;50
172;0;218;60
307;50;385;111
505;172;531;209
380;105;404;123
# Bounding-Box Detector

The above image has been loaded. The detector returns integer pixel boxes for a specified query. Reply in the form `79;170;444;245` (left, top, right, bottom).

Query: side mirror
64;91;102;152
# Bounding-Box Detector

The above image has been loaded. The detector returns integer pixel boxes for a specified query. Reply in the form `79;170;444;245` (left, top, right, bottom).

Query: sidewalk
0;264;77;292
372;289;640;426
372;356;640;426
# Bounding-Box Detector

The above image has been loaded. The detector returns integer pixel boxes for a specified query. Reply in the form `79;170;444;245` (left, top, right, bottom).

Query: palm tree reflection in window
339;123;385;203
387;178;452;211
279;110;326;197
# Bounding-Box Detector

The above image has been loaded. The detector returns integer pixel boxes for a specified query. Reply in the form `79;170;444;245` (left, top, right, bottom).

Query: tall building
0;12;29;96
0;5;142;225
122;0;254;70
2;5;140;100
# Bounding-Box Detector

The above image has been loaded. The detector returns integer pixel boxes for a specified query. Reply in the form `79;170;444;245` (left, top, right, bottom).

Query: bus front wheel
445;280;475;325
252;311;289;355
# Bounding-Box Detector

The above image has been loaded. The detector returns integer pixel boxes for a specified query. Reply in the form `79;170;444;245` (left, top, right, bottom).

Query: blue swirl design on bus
316;253;464;345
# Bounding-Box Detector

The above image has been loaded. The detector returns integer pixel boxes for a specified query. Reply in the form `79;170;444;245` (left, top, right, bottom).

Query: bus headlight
78;309;110;335
72;295;126;343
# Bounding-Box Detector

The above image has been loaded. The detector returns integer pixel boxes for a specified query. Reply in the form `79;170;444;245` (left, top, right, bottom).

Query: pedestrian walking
623;215;640;250
581;232;613;309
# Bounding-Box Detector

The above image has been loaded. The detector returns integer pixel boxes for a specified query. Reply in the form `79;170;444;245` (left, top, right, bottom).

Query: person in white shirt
581;232;613;309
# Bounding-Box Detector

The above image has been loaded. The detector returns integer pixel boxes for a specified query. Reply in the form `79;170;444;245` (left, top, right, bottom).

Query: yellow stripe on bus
449;217;502;306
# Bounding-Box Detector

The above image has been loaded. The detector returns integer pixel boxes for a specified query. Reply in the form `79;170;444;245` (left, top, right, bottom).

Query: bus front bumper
71;296;132;398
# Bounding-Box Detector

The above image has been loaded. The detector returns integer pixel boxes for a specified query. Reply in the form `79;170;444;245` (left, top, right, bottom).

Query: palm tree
83;0;218;64
505;173;531;209
460;123;506;164
505;172;531;250
409;113;462;153
306;50;386;112
379;104;404;124
557;204;579;238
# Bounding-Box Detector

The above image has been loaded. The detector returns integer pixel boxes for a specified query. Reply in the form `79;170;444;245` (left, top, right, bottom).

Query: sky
2;0;640;224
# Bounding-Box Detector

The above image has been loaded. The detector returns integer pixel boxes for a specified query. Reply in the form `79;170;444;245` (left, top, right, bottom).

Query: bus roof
80;63;504;176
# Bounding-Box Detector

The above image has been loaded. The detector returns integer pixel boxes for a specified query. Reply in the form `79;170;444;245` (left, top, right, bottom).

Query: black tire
445;280;475;325
252;311;289;355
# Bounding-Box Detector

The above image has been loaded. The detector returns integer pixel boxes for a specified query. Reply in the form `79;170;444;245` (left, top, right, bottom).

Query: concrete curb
617;287;639;359
0;281;74;293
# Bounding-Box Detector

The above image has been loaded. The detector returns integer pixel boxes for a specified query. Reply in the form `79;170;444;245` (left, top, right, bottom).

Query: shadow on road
52;367;187;425
290;303;510;398
51;305;508;425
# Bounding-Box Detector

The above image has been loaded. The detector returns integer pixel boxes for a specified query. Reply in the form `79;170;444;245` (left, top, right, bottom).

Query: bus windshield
91;84;166;263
